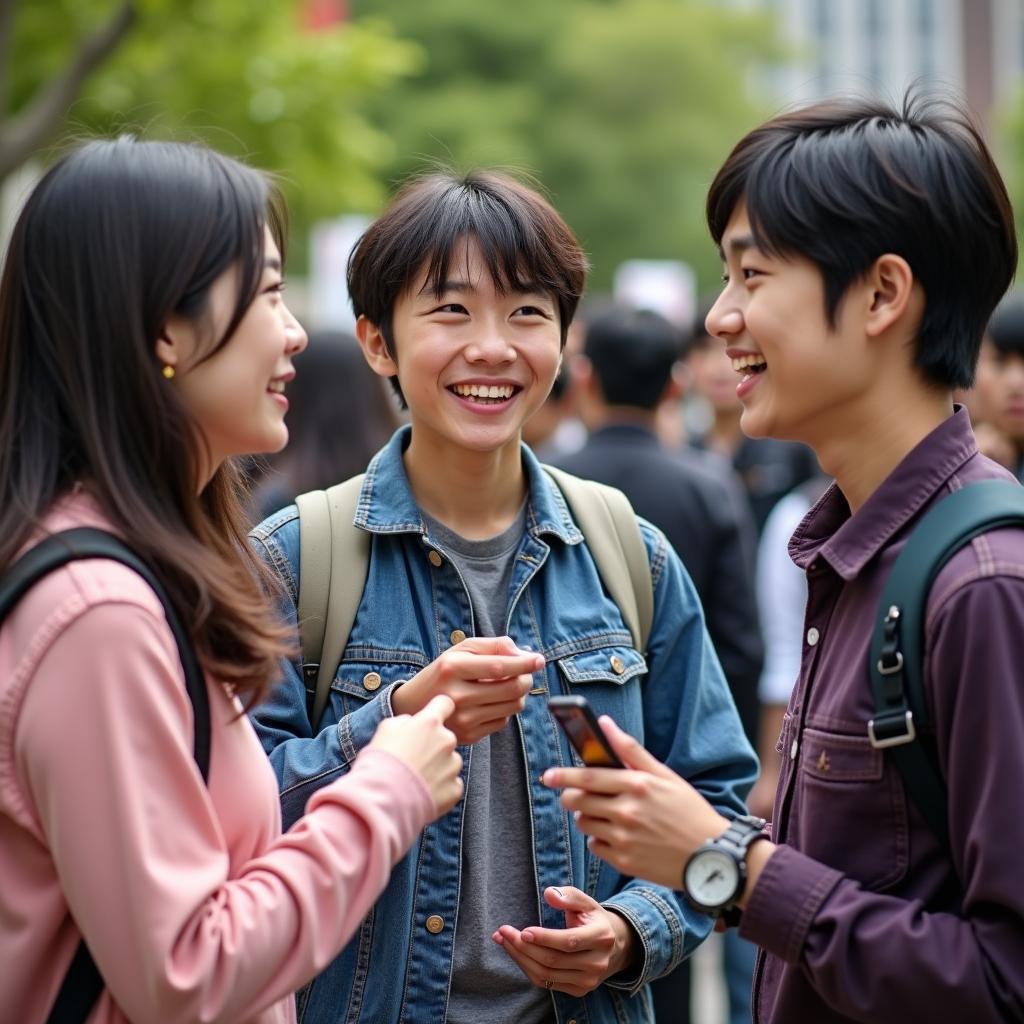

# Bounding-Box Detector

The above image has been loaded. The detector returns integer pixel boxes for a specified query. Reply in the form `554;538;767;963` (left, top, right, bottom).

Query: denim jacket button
363;672;382;691
610;655;626;675
450;629;467;645
425;915;445;934
428;550;443;567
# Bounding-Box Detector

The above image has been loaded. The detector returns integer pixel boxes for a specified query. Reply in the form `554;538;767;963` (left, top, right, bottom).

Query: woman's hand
492;886;636;997
369;695;463;816
542;716;730;889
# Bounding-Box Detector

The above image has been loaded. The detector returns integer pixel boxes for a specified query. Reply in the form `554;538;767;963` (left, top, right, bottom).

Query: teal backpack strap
295;475;369;729
869;479;1024;850
543;465;653;653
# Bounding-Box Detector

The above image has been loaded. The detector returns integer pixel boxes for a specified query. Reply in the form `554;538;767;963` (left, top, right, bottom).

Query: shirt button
609;655;626;675
806;627;820;646
425;915;445;934
427;550;443;568
362;671;382;692
450;629;467;645
790;738;799;761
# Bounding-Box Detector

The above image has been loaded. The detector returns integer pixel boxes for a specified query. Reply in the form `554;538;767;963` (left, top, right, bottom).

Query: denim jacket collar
789;405;979;580
353;425;583;546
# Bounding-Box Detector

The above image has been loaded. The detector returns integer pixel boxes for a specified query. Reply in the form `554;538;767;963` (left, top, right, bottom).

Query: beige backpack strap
295;474;369;728
543;466;653;653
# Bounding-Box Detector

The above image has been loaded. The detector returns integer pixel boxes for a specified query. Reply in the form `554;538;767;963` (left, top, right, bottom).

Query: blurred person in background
251;331;401;519
970;291;1024;479
686;303;818;533
553;306;763;1024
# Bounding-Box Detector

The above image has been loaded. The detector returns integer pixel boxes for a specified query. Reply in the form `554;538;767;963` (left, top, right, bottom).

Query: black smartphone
548;695;624;768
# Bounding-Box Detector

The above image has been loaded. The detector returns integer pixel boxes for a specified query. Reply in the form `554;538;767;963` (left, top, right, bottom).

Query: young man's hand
543;716;735;889
391;636;544;745
492;886;636;997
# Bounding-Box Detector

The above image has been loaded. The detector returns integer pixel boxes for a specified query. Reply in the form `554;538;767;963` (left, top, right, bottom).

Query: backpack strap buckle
868;709;916;749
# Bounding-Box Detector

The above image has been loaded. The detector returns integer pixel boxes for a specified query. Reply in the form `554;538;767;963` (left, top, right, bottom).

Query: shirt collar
354;425;582;545
790;406;979;580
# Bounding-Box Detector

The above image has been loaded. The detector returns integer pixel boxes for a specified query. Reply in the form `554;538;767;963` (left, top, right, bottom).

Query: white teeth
452;383;515;400
268;380;285;394
731;355;767;372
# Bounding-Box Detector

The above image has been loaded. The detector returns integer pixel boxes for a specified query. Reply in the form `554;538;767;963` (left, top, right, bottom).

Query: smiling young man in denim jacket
249;171;756;1024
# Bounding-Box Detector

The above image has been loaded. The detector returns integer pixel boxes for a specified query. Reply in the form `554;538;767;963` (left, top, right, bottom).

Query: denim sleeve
603;521;759;991
248;515;397;830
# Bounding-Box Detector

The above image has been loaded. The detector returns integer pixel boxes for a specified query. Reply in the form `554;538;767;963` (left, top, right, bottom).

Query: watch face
685;848;740;908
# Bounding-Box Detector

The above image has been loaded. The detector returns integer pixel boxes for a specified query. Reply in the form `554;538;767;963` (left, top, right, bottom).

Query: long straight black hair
0;137;291;697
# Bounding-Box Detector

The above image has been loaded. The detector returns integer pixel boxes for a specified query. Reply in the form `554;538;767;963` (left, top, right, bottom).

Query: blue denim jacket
250;427;757;1024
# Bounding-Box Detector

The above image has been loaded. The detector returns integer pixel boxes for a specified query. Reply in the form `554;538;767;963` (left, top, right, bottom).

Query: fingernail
552;887;564;898
540;770;550;785
522;930;535;942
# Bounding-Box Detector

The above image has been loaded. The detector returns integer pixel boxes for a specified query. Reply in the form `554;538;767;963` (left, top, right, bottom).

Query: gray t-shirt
422;506;554;1024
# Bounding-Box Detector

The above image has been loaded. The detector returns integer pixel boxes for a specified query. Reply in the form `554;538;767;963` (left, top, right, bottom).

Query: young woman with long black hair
0;137;463;1023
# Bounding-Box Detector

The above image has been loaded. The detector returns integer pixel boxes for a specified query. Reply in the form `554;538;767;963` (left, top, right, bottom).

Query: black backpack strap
0;528;211;1023
868;480;1024;851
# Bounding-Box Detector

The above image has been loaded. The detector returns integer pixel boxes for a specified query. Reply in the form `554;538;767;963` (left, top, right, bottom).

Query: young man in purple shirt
542;93;1024;1022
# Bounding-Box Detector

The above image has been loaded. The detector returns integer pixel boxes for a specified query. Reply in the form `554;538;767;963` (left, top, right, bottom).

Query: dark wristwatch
682;814;768;915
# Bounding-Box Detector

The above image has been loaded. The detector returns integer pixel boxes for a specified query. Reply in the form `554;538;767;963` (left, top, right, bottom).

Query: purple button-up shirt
740;408;1024;1022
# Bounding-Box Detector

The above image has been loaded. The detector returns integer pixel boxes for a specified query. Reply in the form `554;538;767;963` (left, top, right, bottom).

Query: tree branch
0;0;136;182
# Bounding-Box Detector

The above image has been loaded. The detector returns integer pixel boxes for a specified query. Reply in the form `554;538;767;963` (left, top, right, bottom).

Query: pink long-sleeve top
0;494;434;1022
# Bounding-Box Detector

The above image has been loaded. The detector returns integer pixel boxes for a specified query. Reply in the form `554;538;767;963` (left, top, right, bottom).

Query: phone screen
548;697;623;768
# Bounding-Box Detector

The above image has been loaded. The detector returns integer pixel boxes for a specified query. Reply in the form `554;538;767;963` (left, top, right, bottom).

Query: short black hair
348;170;589;402
988;291;1024;357
706;91;1018;390
584;307;683;410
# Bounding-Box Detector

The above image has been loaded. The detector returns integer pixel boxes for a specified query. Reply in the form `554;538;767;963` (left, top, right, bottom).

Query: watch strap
715;813;767;856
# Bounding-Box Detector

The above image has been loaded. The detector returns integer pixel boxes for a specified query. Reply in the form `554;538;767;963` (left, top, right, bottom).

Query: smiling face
358;236;563;463
704;202;878;447
159;228;307;477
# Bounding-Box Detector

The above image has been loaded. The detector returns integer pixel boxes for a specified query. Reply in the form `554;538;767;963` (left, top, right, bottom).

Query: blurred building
719;0;1024;138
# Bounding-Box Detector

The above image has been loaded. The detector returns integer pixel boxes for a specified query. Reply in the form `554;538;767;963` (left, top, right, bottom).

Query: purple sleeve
740;574;1024;1022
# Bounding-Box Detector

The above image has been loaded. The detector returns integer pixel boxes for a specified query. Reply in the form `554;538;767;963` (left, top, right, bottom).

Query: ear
355;315;399;378
571;354;604;400
664;360;687;401
864;254;917;338
154;313;197;372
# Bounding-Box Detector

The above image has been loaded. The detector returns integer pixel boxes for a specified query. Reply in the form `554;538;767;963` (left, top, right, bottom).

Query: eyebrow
418;278;550;298
265;256;282;273
718;235;758;260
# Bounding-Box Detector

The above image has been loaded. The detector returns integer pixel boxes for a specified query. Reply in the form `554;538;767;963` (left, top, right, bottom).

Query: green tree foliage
5;0;421;228
352;0;781;291
1003;87;1024;259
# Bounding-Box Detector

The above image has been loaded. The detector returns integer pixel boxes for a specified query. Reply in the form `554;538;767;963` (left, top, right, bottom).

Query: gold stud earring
162;364;175;380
